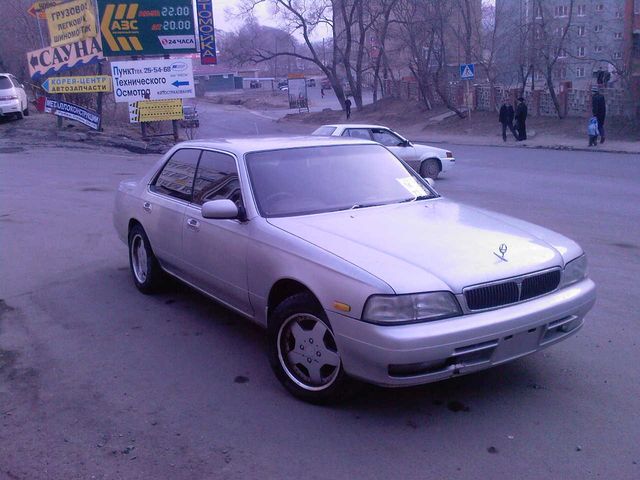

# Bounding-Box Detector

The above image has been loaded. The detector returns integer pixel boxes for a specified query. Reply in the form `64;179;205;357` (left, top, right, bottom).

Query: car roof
321;124;390;130
175;136;378;156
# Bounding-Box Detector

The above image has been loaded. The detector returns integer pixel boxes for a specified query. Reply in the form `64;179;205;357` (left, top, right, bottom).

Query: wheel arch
267;278;322;323
128;218;143;235
421;156;442;171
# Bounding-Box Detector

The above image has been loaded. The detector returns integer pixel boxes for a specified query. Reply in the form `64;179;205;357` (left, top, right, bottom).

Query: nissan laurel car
113;137;596;404
311;124;454;179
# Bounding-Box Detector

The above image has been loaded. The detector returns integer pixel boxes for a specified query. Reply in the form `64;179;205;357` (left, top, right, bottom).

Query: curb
410;138;639;155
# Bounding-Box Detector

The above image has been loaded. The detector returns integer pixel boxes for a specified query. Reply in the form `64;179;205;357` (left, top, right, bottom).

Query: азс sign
110;58;195;102
27;37;104;80
45;98;101;130
97;0;196;56
196;0;217;65
46;0;97;48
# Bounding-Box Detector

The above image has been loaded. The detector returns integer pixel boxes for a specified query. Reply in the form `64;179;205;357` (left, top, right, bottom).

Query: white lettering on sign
110;58;195;103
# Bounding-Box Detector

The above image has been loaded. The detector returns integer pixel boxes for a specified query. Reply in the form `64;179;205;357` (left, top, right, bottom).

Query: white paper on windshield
396;177;428;197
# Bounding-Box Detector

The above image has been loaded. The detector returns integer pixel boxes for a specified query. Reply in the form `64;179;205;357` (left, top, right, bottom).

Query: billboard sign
97;0;197;56
27;37;104;81
45;98;101;130
287;76;308;110
42;75;112;93
128;99;184;123
46;0;97;48
110;58;195;102
195;0;217;65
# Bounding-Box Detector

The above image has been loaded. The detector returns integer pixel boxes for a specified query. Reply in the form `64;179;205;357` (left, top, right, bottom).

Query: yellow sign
100;3;143;53
47;0;97;48
42;75;112;94
129;99;184;123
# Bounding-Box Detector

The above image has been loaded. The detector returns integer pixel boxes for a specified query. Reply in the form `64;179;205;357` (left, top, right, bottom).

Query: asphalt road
1;118;639;479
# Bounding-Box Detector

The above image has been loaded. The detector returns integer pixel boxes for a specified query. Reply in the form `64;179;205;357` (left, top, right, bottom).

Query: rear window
311;126;337;136
0;76;12;89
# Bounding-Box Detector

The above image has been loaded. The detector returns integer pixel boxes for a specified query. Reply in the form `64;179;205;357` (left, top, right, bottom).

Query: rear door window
151;149;201;201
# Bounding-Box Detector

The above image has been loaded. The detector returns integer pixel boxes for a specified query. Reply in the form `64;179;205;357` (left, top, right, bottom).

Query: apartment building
496;0;631;89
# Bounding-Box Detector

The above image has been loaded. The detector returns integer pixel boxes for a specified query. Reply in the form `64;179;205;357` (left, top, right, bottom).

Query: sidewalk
407;131;640;154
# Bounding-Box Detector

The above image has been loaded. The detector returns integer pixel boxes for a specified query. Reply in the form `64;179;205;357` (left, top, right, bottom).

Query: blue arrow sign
42;78;50;93
172;80;190;87
460;63;475;80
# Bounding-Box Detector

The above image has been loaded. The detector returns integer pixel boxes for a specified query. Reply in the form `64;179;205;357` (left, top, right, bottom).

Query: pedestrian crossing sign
460;63;475;80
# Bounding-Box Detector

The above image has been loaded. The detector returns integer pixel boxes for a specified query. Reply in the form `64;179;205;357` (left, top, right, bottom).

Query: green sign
97;0;196;56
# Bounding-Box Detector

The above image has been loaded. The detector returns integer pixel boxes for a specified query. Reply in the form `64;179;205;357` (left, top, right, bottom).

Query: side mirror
401;139;411;147
201;199;239;219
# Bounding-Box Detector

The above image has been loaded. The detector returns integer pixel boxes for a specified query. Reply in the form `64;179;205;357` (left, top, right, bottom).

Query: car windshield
245;144;437;217
0;76;13;89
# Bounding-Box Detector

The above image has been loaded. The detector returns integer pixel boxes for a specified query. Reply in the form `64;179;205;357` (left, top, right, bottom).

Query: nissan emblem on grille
494;243;508;262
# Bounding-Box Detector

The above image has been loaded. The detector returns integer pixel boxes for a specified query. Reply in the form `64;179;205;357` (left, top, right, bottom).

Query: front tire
420;158;441;179
128;224;163;294
268;293;354;404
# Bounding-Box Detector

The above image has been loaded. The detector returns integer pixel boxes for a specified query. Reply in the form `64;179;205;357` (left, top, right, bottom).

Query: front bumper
0;100;21;116
330;278;596;387
440;157;455;173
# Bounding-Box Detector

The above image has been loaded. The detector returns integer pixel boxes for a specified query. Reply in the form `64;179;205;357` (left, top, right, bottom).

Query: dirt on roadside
200;90;290;110
280;97;640;143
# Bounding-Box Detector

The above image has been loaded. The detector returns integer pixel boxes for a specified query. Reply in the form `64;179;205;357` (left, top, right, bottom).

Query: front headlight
362;291;462;325
560;254;588;288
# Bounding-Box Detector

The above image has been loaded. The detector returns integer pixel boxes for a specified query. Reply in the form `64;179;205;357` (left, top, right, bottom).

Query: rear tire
268;292;356;404
23;105;29;116
15;110;23;120
128;224;164;294
420;158;441;179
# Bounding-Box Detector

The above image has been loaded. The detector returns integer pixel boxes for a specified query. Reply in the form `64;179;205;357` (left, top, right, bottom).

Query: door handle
186;218;200;230
143;201;152;212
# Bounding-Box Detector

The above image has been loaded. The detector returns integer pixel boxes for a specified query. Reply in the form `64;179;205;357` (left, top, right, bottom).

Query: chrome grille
521;270;561;300
464;268;561;311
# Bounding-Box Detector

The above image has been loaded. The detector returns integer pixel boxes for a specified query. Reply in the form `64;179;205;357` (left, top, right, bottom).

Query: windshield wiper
399;195;432;203
350;201;389;210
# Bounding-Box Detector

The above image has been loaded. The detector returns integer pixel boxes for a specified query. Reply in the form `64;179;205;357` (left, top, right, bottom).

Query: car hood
267;199;566;294
413;143;448;157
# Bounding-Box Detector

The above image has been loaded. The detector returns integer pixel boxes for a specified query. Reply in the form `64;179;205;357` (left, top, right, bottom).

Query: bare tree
236;0;377;111
394;0;466;116
530;0;575;118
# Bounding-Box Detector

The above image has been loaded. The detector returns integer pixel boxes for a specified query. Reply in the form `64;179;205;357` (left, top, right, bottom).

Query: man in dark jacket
498;101;517;142
592;86;606;143
344;97;352;119
514;97;528;141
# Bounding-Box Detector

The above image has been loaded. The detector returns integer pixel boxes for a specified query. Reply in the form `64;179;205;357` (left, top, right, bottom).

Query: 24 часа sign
97;0;196;56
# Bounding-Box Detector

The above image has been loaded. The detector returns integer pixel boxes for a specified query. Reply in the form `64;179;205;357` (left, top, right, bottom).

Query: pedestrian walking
344;97;352;119
514;97;528;141
498;100;517;142
588;116;600;146
591;86;606;144
320;87;325;98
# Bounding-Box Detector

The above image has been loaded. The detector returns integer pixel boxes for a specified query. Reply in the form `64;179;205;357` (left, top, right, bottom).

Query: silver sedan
113;137;596;403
